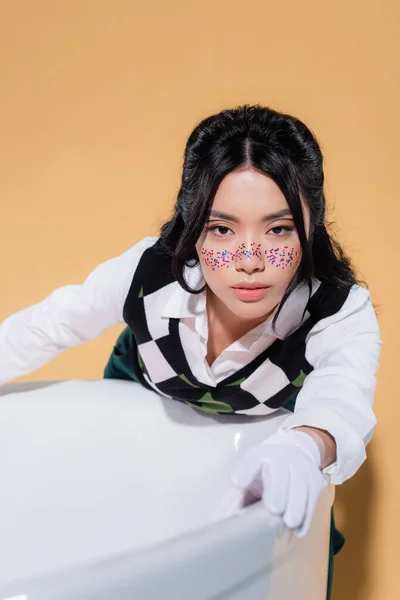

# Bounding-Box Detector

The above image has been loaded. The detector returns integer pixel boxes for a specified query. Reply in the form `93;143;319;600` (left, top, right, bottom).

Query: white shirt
0;236;381;485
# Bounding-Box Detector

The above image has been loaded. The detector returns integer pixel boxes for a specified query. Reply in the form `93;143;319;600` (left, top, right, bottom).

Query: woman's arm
0;237;157;385
281;285;381;484
228;285;380;536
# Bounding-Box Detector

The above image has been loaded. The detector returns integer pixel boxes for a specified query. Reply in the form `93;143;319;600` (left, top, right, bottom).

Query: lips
231;283;270;302
232;282;269;290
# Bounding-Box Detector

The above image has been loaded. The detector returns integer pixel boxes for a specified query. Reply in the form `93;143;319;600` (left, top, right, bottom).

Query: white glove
230;429;329;537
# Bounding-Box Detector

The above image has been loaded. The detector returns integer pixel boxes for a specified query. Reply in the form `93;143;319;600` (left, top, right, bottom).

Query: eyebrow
208;209;294;223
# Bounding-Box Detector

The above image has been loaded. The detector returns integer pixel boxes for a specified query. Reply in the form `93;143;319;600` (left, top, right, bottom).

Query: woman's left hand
230;429;329;537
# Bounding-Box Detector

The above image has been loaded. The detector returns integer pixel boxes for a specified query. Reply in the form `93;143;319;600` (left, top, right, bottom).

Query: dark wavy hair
160;104;358;321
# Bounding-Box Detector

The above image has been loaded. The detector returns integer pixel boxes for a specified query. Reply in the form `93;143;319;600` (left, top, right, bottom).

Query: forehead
211;169;289;218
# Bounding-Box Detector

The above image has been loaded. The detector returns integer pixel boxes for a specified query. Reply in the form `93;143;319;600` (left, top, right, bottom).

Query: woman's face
196;168;310;322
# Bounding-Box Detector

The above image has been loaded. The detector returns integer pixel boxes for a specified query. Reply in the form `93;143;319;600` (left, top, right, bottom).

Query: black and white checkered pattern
122;239;350;415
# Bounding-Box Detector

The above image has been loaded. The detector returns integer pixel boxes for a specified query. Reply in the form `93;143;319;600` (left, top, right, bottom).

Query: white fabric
228;429;328;537
0;236;381;484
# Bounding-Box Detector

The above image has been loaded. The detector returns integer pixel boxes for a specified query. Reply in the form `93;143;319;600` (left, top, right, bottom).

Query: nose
234;243;265;274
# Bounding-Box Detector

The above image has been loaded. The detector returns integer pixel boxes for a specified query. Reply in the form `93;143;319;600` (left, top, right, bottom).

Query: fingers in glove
261;459;290;516
283;465;309;531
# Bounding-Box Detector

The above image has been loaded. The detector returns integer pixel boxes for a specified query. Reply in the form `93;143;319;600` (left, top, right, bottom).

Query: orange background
0;1;398;598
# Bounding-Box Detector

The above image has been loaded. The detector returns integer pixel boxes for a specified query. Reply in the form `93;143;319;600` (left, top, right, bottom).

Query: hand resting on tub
215;429;328;537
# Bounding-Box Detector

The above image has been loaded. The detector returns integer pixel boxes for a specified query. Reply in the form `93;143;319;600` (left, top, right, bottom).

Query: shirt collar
161;264;319;341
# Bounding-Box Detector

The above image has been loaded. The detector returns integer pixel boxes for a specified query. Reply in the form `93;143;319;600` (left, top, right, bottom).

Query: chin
227;300;274;321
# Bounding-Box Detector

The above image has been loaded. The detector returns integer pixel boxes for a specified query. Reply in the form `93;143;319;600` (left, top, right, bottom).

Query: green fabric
186;391;234;414
103;328;138;382
105;327;343;600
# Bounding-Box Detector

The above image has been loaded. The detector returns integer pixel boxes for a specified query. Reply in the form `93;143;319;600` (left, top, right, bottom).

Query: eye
206;225;233;237
268;226;294;236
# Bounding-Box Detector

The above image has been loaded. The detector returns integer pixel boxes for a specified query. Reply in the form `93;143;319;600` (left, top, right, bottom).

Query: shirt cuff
278;406;375;484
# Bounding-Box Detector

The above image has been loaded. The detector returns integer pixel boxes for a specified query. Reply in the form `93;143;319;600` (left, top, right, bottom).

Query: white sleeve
280;285;381;485
0;236;158;385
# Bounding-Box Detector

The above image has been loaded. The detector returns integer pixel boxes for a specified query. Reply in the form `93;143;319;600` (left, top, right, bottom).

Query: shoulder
123;236;160;258
90;236;160;309
303;283;381;375
83;236;159;284
305;283;380;365
110;236;160;272
309;283;376;334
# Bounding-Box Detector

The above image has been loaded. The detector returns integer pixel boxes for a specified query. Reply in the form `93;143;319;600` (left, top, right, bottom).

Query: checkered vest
123;239;349;415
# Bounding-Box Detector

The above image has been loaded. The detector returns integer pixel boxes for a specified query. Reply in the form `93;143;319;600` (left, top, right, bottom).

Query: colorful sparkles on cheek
265;246;300;269
200;248;235;270
200;244;300;271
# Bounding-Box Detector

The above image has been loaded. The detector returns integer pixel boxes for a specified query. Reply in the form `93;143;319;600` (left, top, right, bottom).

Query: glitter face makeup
194;169;310;322
200;248;235;269
265;246;300;269
200;244;300;271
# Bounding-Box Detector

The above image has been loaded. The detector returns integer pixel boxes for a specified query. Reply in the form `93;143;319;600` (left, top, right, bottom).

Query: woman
0;105;381;598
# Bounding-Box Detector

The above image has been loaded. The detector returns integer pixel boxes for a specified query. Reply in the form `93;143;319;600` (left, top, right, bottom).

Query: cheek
199;247;235;271
265;246;301;270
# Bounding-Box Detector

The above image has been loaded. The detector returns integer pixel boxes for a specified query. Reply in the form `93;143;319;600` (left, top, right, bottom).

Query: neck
206;289;274;349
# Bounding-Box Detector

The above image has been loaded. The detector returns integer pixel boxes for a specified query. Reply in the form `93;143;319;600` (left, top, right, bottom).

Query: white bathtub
0;380;333;599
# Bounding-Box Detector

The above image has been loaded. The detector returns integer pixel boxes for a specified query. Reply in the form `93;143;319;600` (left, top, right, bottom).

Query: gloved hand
230;429;329;537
